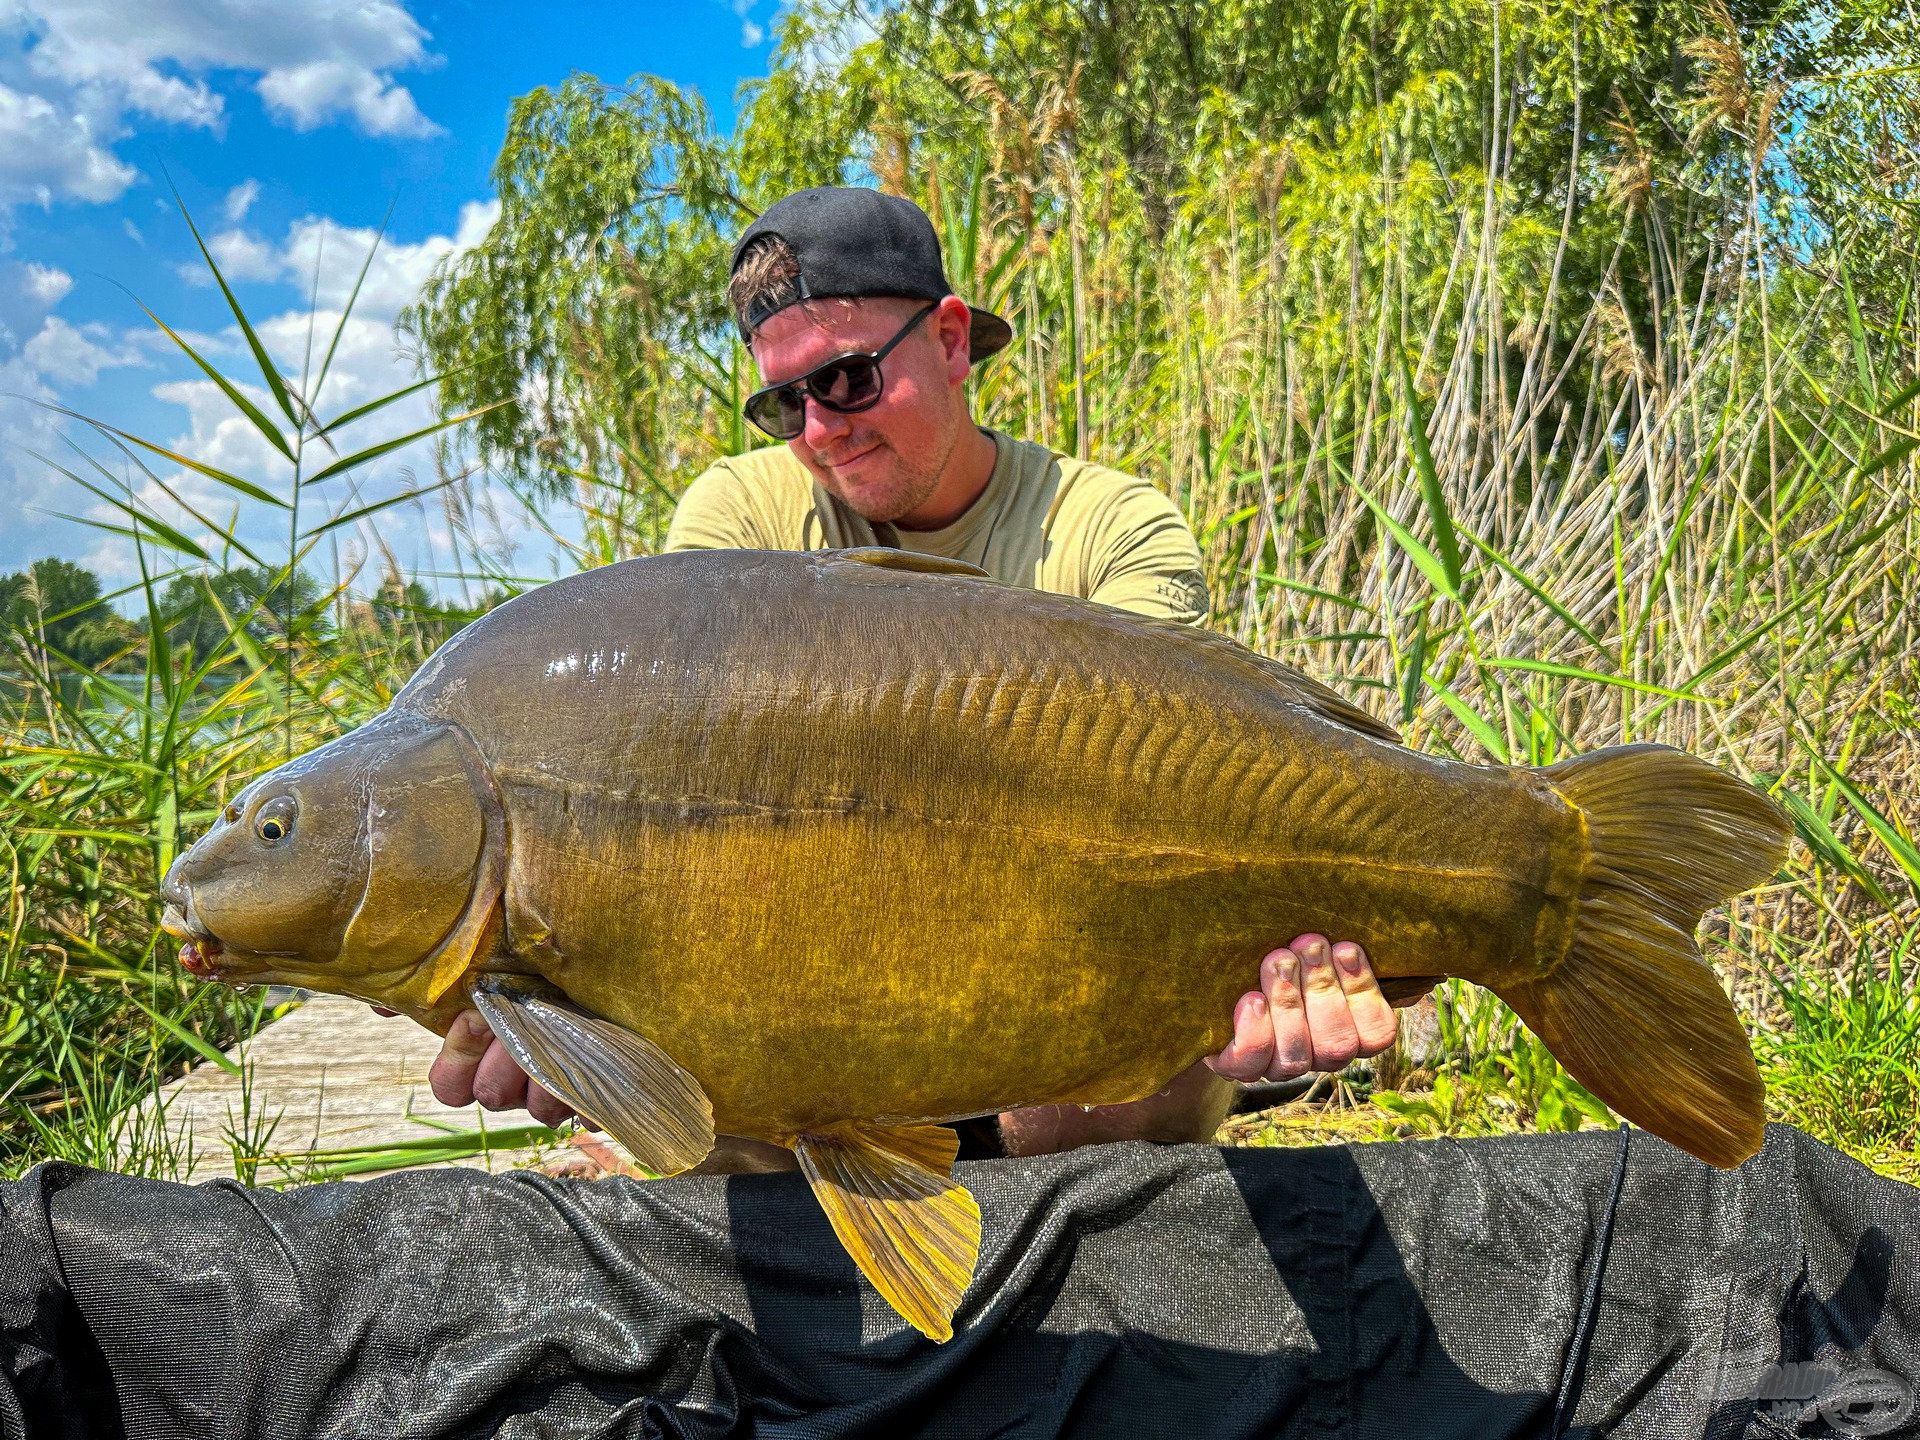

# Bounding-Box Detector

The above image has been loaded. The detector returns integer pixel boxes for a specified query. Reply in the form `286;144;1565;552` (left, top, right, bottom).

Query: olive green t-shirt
663;429;1210;624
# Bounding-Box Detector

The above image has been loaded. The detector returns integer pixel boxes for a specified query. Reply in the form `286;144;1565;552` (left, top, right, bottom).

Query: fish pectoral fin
792;1123;982;1343
470;979;714;1176
825;548;991;580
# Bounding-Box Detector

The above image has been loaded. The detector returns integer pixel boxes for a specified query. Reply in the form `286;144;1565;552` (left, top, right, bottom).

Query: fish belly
521;773;1571;1138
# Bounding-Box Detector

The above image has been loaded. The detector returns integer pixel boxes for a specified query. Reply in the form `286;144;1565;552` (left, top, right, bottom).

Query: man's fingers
1260;946;1315;1081
429;1009;586;1128
428;1008;494;1108
471;1038;532;1112
1332;940;1400;1056
1204;990;1276;1082
525;1081;580;1129
1292;933;1362;1073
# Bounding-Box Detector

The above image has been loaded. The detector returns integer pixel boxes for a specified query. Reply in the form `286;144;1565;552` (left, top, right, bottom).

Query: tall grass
4;98;1917;1181
0;214;493;1175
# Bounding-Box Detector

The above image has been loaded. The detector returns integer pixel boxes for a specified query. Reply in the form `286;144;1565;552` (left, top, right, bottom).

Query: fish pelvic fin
792;1122;983;1343
470;978;715;1175
1503;744;1790;1170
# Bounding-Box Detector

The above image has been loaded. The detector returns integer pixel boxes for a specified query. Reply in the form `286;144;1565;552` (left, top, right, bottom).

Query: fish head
161;713;500;1005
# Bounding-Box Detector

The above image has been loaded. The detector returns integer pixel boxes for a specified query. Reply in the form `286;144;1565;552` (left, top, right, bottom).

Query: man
428;186;1408;1162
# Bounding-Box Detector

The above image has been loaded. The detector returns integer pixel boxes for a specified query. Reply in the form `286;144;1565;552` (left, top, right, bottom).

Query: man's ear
935;295;974;383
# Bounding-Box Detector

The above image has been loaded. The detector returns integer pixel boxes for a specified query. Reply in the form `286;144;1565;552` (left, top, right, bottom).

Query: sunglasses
743;301;941;441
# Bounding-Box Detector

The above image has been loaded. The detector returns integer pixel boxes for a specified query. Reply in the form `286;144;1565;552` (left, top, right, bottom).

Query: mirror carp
160;547;1791;1341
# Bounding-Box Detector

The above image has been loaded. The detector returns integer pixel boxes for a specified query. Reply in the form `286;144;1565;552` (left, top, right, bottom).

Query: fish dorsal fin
1254;654;1400;744
470;978;714;1175
826;547;991;580
792;1123;982;1342
1155;620;1401;744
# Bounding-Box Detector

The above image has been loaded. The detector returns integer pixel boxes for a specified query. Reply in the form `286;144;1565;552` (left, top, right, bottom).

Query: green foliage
400;73;752;553
0;206;494;1176
407;0;1918;517
1371;982;1617;1140
0;558;138;671
1758;928;1920;1182
159;564;328;659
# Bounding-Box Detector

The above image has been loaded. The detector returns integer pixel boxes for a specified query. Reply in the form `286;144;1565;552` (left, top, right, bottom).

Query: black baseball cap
730;186;1013;364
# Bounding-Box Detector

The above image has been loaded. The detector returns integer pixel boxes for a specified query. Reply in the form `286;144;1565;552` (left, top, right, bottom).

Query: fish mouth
160;899;225;978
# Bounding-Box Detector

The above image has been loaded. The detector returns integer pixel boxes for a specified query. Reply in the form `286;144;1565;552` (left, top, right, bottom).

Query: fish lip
160;897;227;977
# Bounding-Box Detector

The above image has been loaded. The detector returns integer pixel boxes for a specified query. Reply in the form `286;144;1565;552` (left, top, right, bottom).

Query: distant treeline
0;558;479;674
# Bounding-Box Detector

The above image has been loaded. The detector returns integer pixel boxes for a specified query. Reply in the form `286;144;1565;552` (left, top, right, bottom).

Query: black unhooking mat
1;1123;1915;1439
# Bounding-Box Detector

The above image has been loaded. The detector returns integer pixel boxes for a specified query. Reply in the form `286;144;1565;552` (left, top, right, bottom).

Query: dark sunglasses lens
813;356;882;410
746;352;890;440
746;385;807;440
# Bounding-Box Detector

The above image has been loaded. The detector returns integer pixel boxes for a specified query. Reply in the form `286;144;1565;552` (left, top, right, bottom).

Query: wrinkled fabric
1;1124;1914;1439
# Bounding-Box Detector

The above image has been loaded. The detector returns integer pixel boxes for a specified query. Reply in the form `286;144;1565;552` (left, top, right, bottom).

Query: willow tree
400;76;750;554
405;0;1917;553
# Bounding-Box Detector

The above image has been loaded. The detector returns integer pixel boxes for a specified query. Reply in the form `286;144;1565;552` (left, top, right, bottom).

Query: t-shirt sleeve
663;462;766;551
1082;474;1211;625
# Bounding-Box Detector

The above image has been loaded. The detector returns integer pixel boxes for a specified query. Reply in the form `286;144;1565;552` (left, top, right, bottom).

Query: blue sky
0;0;775;591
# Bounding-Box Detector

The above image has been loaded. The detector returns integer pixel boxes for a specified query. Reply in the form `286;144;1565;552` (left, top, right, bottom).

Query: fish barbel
159;548;1790;1340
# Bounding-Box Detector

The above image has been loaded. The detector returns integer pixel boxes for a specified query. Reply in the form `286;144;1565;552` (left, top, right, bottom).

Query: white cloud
0;258;72;346
22;314;140;385
19;261;71;307
222;178;258;224
152;375;287;480
0;0;443;213
258;60;438;139
0;79;136;206
179;195;501;301
729;0;765;46
0;354;80;551
24;0;442;134
185;227;281;285
46;196;506;584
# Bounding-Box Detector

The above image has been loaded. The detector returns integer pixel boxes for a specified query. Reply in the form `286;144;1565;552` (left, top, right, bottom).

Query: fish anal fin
825;547;991;580
470;978;714;1175
793;1122;982;1343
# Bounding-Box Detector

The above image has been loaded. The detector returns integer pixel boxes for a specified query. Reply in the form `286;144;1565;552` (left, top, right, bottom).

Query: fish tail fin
1495;744;1790;1169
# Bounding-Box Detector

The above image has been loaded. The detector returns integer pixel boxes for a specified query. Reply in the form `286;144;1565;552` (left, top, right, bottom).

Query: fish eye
255;795;297;845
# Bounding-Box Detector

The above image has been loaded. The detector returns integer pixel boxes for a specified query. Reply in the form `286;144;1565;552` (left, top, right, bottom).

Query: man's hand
999;933;1402;1156
397;931;1403;1138
426;1008;586;1130
1204;933;1401;1083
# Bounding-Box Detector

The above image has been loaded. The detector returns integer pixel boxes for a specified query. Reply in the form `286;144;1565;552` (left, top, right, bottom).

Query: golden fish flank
160;547;1792;1342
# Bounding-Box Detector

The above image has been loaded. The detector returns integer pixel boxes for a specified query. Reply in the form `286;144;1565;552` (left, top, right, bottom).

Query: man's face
750;295;973;525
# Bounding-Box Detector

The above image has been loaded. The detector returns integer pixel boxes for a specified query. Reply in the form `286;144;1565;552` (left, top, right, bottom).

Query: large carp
160;548;1790;1340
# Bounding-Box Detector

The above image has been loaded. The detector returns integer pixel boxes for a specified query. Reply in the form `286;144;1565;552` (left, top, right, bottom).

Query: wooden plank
135;993;563;1183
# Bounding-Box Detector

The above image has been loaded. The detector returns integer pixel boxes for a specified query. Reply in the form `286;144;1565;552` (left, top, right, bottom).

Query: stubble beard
811;416;960;526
